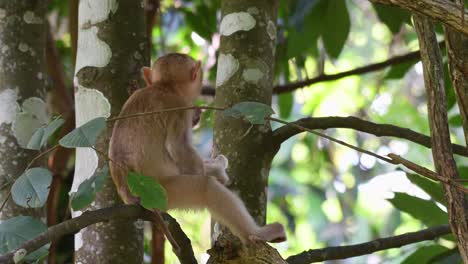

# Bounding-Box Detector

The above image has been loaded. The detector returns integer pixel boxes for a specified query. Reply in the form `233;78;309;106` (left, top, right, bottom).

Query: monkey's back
109;86;189;184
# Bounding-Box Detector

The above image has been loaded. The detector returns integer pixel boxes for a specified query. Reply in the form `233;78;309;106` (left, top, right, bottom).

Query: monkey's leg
161;175;286;243
110;166;140;204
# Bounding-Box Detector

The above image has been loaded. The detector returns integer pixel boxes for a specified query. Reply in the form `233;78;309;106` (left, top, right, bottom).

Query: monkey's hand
204;155;229;185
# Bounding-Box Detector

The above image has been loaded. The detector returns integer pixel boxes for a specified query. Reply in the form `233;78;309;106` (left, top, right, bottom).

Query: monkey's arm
165;110;204;175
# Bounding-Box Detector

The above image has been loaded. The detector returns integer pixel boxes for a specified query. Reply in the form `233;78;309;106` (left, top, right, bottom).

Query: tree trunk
414;15;468;262
72;1;148;263
445;0;468;145
211;0;283;262
0;0;47;220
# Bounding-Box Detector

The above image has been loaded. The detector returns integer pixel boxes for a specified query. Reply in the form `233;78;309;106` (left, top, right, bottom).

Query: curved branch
369;0;468;36
286;225;451;264
0;205;197;264
201;42;445;96
271;116;468;157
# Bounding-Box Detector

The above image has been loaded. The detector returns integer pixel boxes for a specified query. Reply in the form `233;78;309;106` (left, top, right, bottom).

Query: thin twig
107;106;224;122
26;145;59;170
388;154;468;194
268;117;468;193
268;117;396;164
201;41;445;96
0;190;11;212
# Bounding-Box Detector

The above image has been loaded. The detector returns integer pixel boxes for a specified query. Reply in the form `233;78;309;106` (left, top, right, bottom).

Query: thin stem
107;106;224;122
268;117;396;164
0;190;11;212
26;145;59;170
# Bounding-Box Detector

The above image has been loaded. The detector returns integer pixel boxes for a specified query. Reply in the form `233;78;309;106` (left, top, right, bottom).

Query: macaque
109;53;286;244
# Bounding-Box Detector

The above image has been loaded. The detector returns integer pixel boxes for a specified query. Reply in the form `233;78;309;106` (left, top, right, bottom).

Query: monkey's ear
141;67;153;86
191;61;201;81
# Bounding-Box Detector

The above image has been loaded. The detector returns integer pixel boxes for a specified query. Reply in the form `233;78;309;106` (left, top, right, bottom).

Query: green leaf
278;93;294;119
406;173;446;205
71;166;109;210
321;0;350;58
59;117;106;148
401;245;449;264
223;102;275;125
127;172;167;210
27;117;65;150
449;114;463;127
388;193;447;226
458;166;468;180
384;61;417;80
0;216;49;261
372;3;411;33
11;168;52;208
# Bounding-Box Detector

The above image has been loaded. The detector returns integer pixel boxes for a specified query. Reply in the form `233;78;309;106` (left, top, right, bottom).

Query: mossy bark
0;0;47;220
211;0;283;262
72;1;148;263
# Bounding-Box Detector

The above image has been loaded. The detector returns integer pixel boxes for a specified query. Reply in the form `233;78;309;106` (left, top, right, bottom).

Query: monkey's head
142;53;203;101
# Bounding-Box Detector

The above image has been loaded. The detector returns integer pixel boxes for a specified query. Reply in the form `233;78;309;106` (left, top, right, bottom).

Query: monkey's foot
255;223;287;243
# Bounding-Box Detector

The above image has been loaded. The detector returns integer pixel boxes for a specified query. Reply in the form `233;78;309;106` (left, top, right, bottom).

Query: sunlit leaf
406;173;445;205
11;168;52;208
127;172;167;210
223;102;274;125
0;216;49;261
59;117;106;148
388;193;447;226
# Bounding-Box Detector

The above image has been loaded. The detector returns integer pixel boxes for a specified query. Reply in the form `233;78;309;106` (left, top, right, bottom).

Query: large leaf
223;102;275;125
27;117;65;150
384;61;418;80
321;0;350;58
127;172;167;210
388;193;447;226
11;168;52;208
406;173;446;205
278;93;294;119
401;245;449;264
0;216;48;261
71;166;109;210
372;3;411;33
289;0;320;29
59;117;106;148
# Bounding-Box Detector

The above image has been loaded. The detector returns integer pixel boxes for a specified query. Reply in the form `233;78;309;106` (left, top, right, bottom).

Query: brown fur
109;53;286;243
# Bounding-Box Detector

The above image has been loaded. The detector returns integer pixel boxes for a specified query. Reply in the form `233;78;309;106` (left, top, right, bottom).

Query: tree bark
445;0;468;145
0;0;47;220
72;1;148;263
211;0;283;262
369;0;468;36
414;15;468;262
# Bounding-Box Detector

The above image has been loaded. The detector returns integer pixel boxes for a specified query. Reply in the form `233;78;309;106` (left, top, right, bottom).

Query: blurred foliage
40;0;467;263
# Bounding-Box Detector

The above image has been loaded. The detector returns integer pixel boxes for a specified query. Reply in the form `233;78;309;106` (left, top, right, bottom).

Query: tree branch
0;205;197;264
286;225;451;264
201;42;445;96
369;0;468;35
271;116;468;157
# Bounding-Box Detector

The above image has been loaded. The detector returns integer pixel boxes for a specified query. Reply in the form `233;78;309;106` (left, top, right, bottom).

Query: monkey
109;53;286;244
